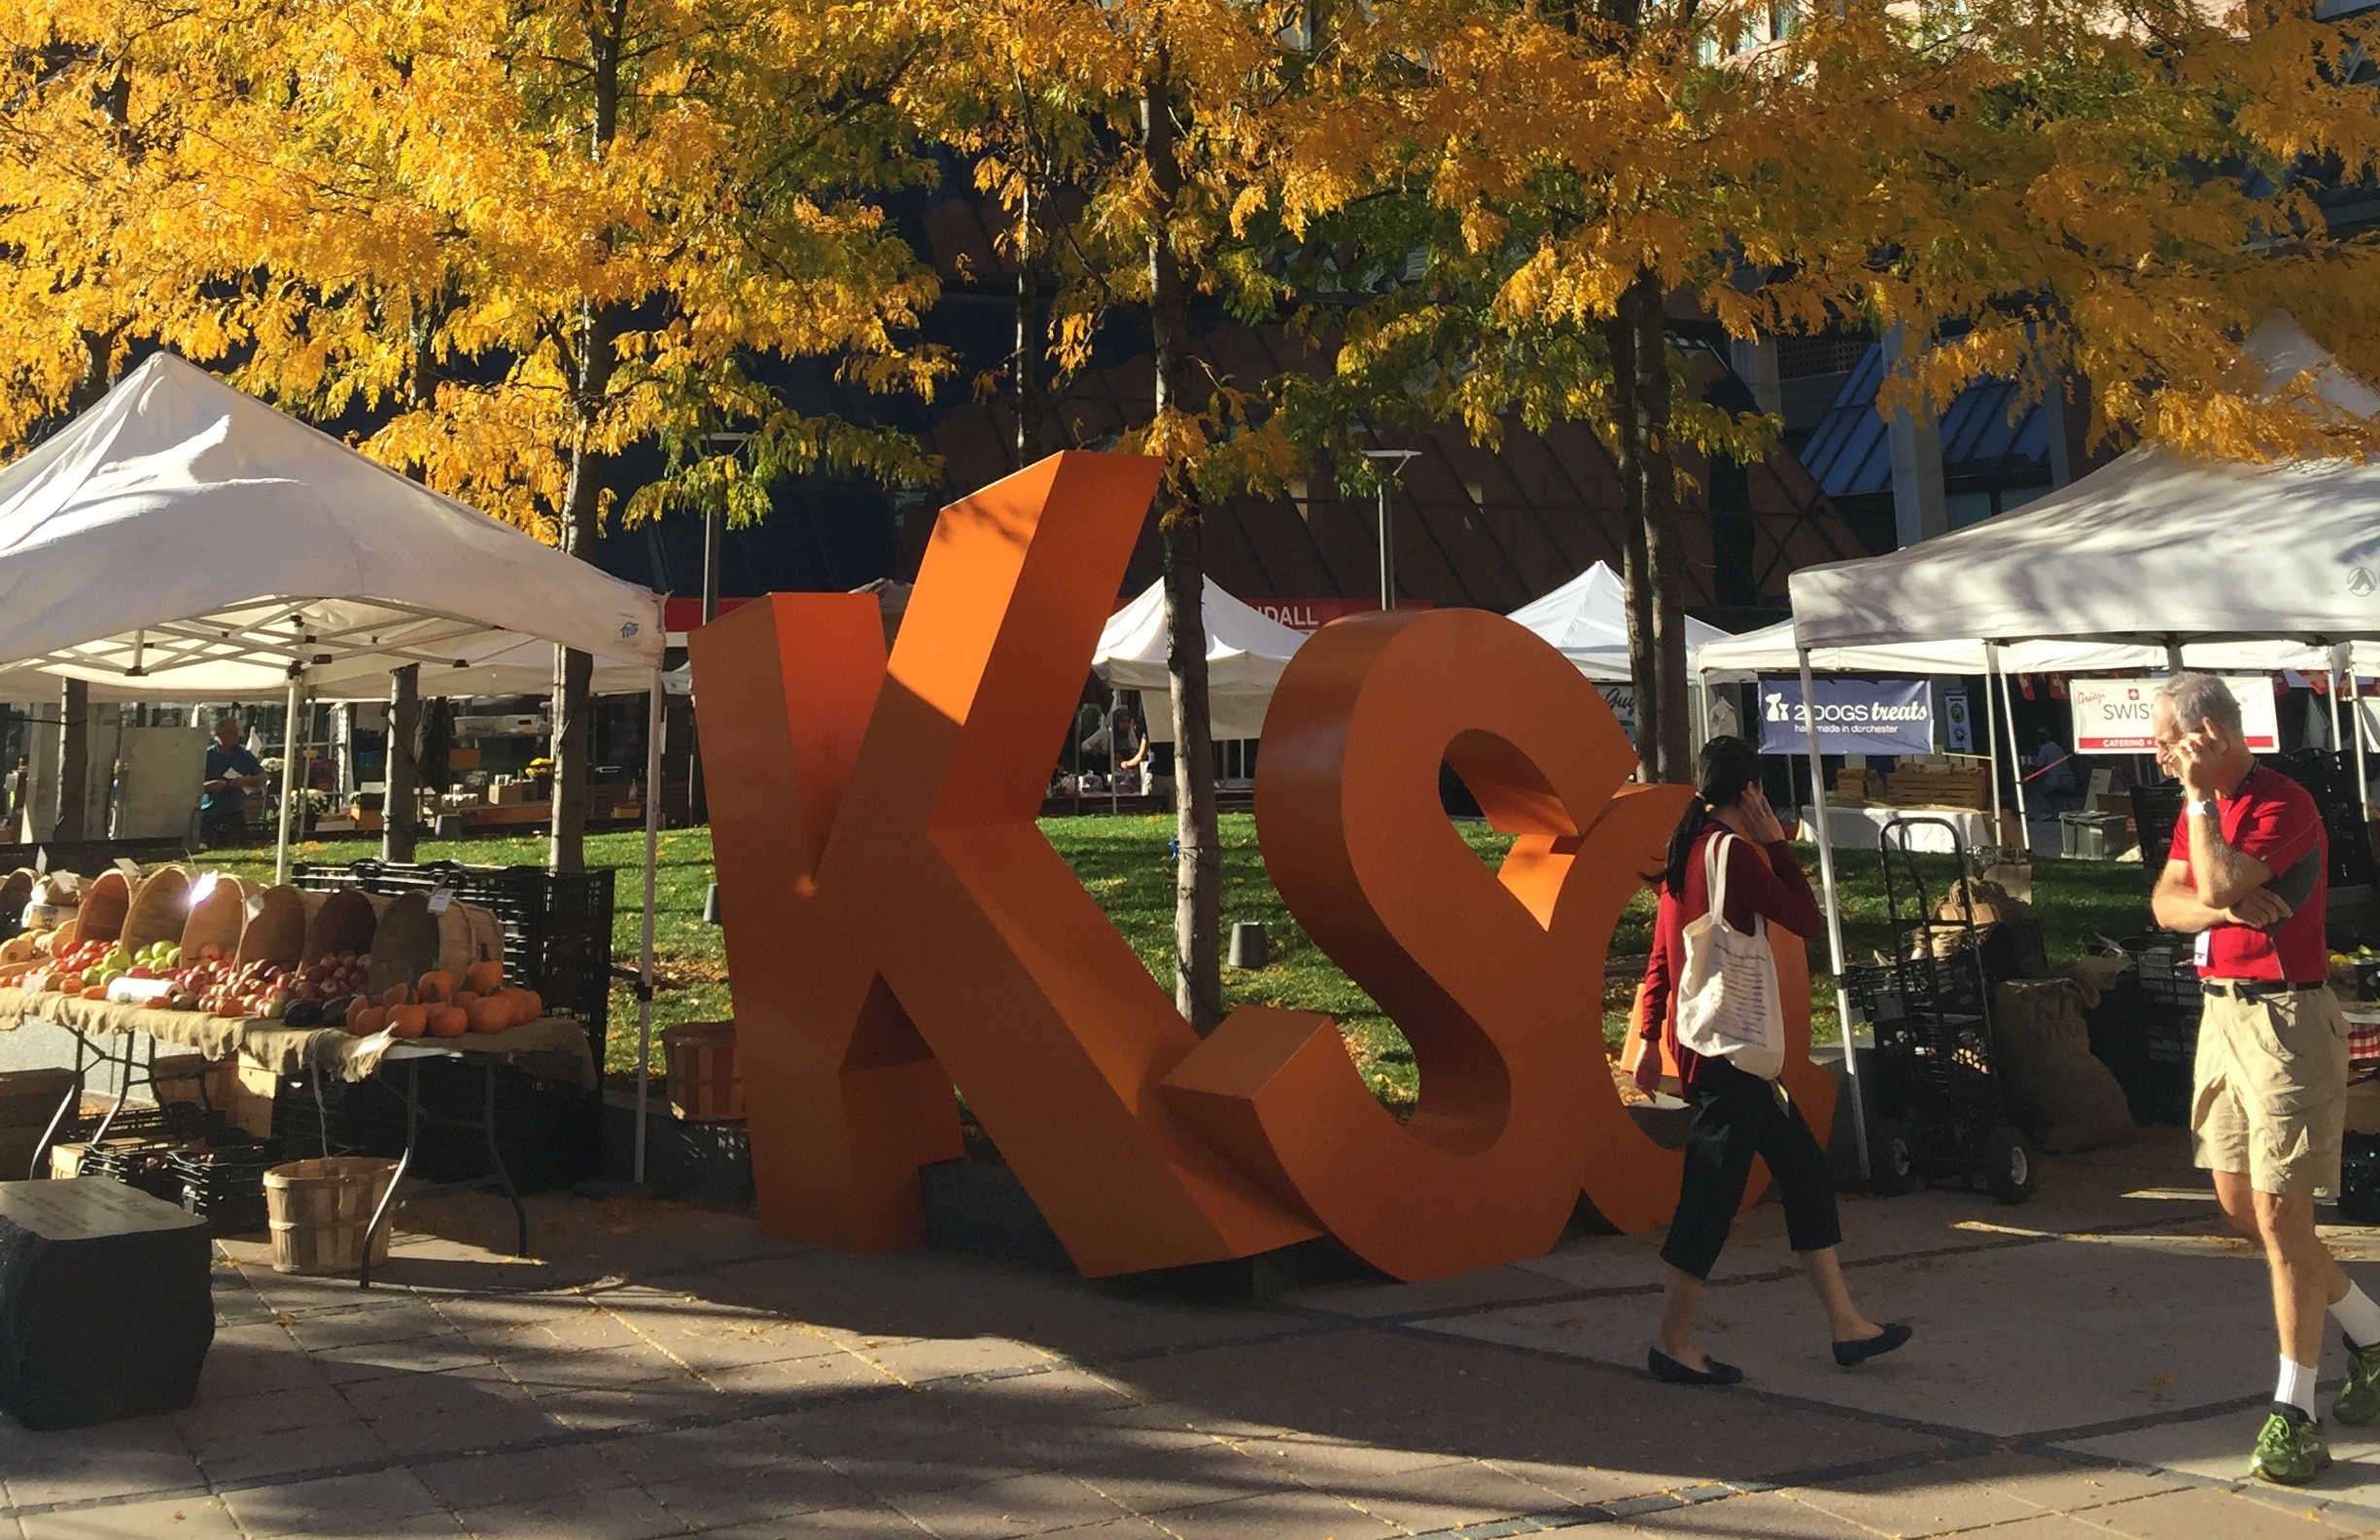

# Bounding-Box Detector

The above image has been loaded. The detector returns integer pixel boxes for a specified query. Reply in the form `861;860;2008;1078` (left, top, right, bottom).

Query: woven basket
121;865;192;952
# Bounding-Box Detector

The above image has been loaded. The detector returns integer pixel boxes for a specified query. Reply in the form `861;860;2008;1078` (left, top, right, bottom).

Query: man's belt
2200;979;2328;1000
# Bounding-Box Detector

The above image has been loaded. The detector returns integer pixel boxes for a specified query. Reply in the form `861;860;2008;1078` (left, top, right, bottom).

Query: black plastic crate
2131;785;2187;892
2344;1134;2380;1224
171;1138;286;1237
81;1138;203;1201
272;1063;600;1195
290;859;616;1067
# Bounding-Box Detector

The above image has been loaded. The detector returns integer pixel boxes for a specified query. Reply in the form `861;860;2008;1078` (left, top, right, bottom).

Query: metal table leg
480;1058;528;1258
356;1060;421;1291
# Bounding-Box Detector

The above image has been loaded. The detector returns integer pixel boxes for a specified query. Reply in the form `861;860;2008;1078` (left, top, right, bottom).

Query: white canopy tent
1772;313;2380;1179
1093;577;1309;741
1508;561;1732;683
0;351;678;1177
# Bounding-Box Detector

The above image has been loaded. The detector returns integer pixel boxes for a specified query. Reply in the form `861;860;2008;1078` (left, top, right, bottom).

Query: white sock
2277;1355;2319;1418
2333;1283;2380;1349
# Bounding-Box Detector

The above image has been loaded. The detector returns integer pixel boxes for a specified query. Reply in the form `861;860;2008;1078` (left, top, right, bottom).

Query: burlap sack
1994;977;2138;1153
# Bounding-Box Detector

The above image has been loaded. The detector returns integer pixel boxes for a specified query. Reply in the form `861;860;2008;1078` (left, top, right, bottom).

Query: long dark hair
1658;735;1767;897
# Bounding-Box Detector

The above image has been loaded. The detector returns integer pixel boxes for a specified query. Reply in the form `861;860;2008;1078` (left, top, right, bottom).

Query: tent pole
1982;646;2005;831
2328;645;2348;767
635;672;661;1186
2353;656;2372;814
1799;648;1869;1181
274;672;302;886
1996;658;2029;850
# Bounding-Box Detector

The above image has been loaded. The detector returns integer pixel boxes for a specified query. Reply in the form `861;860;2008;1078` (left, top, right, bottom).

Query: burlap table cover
0;989;596;1090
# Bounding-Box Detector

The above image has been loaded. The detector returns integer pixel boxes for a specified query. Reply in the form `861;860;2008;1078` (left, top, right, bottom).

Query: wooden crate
225;1059;281;1139
1885;765;1990;810
0;1067;81;1181
664;1021;743;1123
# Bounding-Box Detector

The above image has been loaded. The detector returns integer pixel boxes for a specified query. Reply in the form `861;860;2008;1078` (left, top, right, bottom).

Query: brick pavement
6;1128;2380;1538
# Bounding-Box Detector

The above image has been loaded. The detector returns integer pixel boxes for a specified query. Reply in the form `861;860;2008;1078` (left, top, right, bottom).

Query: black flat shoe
1834;1322;1912;1368
1649;1348;1744;1385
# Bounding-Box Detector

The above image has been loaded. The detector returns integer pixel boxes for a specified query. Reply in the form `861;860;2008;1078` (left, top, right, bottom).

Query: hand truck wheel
1985;1122;2036;1206
1867;1116;1915;1197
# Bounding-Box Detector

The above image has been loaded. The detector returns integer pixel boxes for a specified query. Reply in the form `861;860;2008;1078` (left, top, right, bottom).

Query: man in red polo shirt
2151;673;2367;1486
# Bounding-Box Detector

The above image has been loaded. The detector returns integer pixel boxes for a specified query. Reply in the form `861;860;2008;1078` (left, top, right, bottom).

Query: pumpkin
463;996;512;1033
388;1004;430;1038
453;990;480;1010
464;961;503;994
510;988;543;1023
378;984;412;1008
427;1004;469;1037
417;970;455;1003
350;1005;387;1035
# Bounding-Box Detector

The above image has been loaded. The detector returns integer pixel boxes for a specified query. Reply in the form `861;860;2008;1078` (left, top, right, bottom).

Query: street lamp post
1359;448;1419;612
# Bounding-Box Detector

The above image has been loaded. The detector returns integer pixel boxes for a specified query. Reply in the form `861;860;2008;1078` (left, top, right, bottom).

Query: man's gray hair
2155;672;2243;735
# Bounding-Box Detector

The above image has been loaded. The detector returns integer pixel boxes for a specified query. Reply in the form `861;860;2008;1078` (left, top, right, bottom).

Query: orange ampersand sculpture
692;450;1829;1281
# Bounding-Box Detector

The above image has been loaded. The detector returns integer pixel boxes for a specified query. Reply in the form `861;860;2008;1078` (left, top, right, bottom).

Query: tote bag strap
1700;830;1765;941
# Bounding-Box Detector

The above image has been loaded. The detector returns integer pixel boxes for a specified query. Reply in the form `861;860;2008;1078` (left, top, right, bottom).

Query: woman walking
1632;736;1911;1385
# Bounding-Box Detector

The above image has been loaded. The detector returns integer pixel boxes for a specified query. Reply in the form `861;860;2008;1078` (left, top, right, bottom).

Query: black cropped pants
1660;1058;1842;1280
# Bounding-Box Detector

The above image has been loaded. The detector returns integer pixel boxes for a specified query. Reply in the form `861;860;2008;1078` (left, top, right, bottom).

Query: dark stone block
0;1178;214;1430
599;1094;754;1207
918;1159;1073;1273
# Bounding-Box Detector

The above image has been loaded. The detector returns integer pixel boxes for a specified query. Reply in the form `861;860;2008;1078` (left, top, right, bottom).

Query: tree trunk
53;680;88;842
1144;56;1224;1034
1606;271;1691;784
1015;178;1040;463
549;5;628;876
384;664;419;861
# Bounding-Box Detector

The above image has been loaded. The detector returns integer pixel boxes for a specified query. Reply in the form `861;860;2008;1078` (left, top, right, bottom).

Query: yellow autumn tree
3;0;948;869
0;0;259;445
896;0;1320;1032
202;0;950;870
1270;0;2380;780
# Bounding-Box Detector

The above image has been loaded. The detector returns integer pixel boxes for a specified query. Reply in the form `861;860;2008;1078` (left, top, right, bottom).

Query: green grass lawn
196;817;2157;1102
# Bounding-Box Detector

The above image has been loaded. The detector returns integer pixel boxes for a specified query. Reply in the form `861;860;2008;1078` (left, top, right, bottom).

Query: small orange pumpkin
417;970;455;1004
427;1004;470;1037
388;1004;430;1038
378;984;411;1008
463;961;503;995
350;1005;387;1035
463;996;511;1033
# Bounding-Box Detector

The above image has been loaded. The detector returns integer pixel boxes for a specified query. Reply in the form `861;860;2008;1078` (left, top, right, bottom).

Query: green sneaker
2250;1410;2331;1487
2337;1338;2380;1426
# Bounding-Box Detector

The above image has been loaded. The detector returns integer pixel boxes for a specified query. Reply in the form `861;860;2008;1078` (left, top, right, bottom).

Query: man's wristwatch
2187;798;2214;818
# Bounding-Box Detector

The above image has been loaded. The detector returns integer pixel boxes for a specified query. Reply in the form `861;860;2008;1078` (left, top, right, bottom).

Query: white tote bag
1672;832;1788;1080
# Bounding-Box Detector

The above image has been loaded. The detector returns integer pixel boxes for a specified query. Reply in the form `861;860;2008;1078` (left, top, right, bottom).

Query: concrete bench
0;1178;213;1429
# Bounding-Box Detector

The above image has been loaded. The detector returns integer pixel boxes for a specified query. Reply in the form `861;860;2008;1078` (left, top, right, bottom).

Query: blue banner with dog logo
1756;677;1934;755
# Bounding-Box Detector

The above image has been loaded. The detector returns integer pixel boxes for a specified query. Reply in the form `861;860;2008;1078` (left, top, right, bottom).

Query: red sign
1251;598;1433;631
663;597;755;633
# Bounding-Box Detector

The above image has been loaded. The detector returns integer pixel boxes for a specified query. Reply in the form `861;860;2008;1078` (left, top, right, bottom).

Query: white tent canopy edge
0;351;675;1180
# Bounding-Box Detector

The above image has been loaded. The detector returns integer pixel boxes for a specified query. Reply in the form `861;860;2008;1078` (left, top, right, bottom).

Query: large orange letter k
690;452;1320;1277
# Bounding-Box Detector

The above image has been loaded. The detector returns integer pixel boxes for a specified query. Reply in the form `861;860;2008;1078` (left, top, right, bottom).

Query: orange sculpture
690;453;1317;1277
1160;611;1686;1277
693;449;1833;1281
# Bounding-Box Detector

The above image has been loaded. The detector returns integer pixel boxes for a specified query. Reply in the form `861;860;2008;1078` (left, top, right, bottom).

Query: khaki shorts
2191;985;2350;1197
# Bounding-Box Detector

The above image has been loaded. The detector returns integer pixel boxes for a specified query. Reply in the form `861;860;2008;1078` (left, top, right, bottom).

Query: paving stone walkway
8;1128;2380;1538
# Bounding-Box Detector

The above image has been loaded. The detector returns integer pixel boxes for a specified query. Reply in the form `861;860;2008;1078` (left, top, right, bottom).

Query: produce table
0;989;597;1229
0;990;596;1088
1800;803;1997;856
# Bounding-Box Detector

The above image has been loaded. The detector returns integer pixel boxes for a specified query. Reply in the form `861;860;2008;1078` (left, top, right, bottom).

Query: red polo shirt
2165;766;2328;983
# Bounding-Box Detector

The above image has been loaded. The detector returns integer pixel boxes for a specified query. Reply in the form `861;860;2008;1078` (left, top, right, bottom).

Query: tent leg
635;673;662;1186
274;673;302;886
1982;645;2005;831
2355;668;2372;814
1799;648;1868;1181
1996;661;2029;851
2329;650;2347;763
